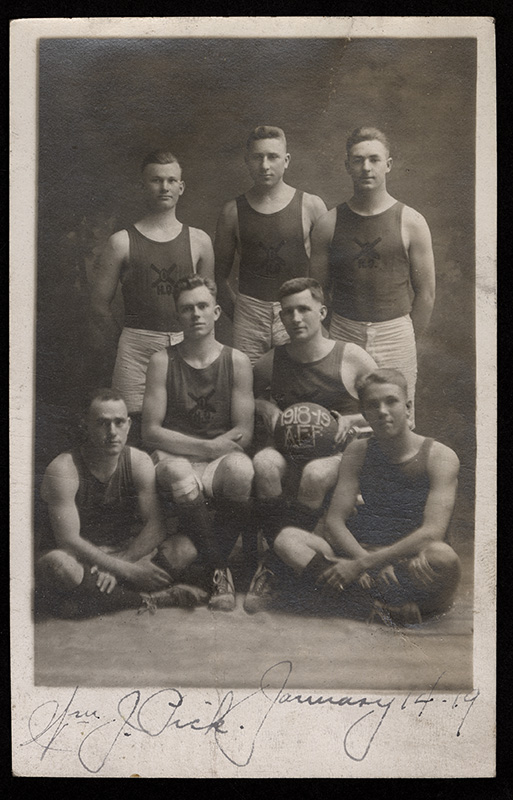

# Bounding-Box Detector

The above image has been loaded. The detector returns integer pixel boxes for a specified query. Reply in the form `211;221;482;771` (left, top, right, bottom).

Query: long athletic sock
283;500;325;533
255;496;287;545
213;498;253;566
55;569;144;619
175;497;221;569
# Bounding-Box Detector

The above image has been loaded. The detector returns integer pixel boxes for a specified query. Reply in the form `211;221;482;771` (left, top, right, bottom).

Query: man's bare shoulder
339;438;369;470
189;226;213;247
253;348;275;373
217;198;238;223
41;452;79;499
402;204;430;231
149;347;169;368
128;446;157;480
107;228;130;252
231;346;252;371
343;341;377;370
303;191;328;218
427;439;460;474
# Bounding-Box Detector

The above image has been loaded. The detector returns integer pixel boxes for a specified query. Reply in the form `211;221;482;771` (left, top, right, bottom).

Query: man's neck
348;186;395;216
286;333;334;364
136;208;182;239
179;333;222;367
80;446;121;479
377;429;423;463
246;180;294;211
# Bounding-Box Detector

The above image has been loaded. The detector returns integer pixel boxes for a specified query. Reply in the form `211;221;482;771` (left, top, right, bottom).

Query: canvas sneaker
208;567;236;612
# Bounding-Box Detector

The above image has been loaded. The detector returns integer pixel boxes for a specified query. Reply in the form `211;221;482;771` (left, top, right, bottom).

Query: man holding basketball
142;275;254;612
214;125;327;364
244;277;376;613
275;369;461;626
90;150;214;442
311;127;435;417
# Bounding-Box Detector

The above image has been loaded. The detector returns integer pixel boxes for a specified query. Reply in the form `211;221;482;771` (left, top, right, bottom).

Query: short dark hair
278;277;325;305
246;125;287;150
356;369;408;407
84;388;127;417
346;127;391;158
140;150;182;173
173;274;218;304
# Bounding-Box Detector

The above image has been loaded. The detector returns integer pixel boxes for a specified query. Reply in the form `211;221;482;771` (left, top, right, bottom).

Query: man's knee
299;458;338;504
158;535;198;573
155;458;201;502
217;452;254;499
253;447;286;477
36;550;84;592
423;541;461;574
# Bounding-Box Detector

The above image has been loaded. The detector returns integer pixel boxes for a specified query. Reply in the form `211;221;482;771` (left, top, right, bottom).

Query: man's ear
320;304;328;320
284;152;291;169
214;304;222;321
386;157;393;173
179;180;185;195
127;416;132;430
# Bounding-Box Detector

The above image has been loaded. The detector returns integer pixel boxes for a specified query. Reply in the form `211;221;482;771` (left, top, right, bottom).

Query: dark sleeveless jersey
270;341;359;415
329;202;413;321
347;436;434;547
164;345;233;439
38;447;141;551
237;190;310;301
121;224;195;330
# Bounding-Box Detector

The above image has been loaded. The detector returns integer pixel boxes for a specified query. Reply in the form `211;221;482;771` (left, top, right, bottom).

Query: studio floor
34;534;474;692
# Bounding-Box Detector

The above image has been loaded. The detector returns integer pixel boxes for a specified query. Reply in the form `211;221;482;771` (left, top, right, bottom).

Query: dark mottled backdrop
36;37;476;513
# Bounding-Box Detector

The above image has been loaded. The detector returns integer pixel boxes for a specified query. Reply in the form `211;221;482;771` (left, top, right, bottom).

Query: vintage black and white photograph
11;17;496;778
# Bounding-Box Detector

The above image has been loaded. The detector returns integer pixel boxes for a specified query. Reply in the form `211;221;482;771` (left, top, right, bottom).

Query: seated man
274;369;462;625
142;275;255;612
36;388;206;619
246;277;377;613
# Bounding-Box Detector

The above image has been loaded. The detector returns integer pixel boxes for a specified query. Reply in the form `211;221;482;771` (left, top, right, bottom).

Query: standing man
275;369;461;626
215;125;327;364
36;388;207;618
142;275;255;612
90;150;214;439
311;126;435;416
245;277;377;613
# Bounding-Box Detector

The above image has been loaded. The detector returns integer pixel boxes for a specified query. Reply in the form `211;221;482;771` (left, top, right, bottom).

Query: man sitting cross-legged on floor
36;388;207;619
246;277;377;613
274;368;462;625
142;274;255;612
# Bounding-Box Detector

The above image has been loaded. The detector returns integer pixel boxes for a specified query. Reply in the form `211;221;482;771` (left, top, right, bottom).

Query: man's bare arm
404;207;436;339
253;350;281;434
324;440;371;560
142;349;245;459
310;208;337;289
303;193;328;257
190;227;215;282
359;443;460;572
119;449;166;563
214;200;239;319
89;230;128;351
40;454;168;590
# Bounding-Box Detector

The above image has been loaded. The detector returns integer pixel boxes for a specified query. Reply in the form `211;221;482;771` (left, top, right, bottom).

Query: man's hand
358;570;374;589
125;551;172;592
408;551;437;586
315;556;364;591
261;405;281;436
91;565;117;594
331;411;355;445
377;564;400;587
207;433;245;459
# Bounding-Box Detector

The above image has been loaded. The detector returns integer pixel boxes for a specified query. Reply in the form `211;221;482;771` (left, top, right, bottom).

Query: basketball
273;402;339;464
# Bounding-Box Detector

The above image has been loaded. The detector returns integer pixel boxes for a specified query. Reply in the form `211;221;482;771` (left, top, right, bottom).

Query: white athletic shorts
329;312;417;409
112;327;184;414
151;450;229;499
232;292;289;365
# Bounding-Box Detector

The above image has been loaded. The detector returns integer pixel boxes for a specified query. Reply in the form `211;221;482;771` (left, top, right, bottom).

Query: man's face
279;289;327;342
176;285;221;339
245;137;290;188
345;139;392;192
141;162;184;210
361;382;411;439
86;399;131;455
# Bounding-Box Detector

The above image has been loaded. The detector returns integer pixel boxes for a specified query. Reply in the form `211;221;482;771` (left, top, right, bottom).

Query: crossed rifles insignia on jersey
254;240;286;277
352;237;382;269
187;389;217;424
151;263;177;295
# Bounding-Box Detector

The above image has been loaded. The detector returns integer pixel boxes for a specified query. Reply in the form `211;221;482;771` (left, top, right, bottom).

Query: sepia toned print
10;17;495;778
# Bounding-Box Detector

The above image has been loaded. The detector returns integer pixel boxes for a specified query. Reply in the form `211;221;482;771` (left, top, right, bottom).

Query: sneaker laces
212;568;233;596
251;566;276;597
138;593;157;615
